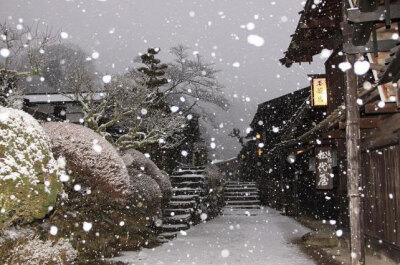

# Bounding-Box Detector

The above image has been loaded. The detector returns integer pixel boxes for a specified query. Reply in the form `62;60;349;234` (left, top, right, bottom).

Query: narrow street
111;207;316;265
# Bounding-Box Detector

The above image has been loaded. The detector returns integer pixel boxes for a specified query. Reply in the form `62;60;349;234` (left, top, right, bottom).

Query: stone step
158;231;179;240
173;187;202;192
173;170;204;175
173;188;202;196
226;200;260;205
226;182;257;185
176;166;205;170
225;195;259;200
171;194;199;201
171;174;205;181
163;214;191;224
172;181;204;188
224;205;261;209
168;200;196;206
164;208;192;215
224;192;259;196
225;188;258;192
161;223;189;232
225;184;257;188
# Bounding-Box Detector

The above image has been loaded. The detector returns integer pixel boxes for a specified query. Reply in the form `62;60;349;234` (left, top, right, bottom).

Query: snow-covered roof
24;92;105;103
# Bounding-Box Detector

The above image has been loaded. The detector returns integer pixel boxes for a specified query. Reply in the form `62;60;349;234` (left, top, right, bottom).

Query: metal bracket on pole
372;27;378;57
347;3;400;23
385;0;391;28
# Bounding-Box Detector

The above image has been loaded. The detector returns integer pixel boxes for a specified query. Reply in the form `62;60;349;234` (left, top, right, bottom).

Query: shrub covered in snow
121;149;172;203
42;122;131;204
0;227;77;265
128;168;162;217
202;165;225;218
0;107;62;231
7;237;78;265
42;123;159;259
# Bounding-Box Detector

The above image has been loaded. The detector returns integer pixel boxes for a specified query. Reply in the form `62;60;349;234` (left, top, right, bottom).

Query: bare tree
229;128;245;147
0;22;58;107
164;45;229;118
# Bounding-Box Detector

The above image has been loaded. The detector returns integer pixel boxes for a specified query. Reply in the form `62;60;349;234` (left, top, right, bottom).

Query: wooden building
245;0;400;260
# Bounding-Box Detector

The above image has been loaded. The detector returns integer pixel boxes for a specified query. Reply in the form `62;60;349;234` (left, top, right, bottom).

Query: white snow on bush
0;107;63;183
0;107;64;228
128;169;162;216
121;149;172;202
42;122;132;202
9;237;78;264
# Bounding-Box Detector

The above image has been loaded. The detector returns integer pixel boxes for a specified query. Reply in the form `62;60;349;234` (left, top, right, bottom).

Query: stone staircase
223;181;261;216
157;166;206;242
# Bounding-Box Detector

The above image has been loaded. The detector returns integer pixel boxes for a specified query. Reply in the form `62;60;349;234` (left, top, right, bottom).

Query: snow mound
0;107;62;230
121;149;172;203
42;122;131;204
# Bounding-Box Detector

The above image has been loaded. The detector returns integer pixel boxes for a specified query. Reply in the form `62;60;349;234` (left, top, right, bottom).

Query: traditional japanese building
246;0;400;260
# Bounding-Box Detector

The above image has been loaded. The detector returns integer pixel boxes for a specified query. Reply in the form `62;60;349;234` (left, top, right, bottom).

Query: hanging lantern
310;75;328;107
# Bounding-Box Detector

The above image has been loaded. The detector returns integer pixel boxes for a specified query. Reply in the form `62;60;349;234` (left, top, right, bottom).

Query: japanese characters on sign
315;147;334;190
311;77;328;107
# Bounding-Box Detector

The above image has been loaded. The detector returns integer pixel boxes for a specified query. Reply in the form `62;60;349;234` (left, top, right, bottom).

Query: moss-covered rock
0;107;62;231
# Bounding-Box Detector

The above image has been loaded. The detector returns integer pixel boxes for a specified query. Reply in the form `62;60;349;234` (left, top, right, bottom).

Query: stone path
111;206;316;265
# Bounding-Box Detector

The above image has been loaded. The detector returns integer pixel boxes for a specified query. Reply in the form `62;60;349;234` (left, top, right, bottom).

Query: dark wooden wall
362;145;400;251
325;49;346;115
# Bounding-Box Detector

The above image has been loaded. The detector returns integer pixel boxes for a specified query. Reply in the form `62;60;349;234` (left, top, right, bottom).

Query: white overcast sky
0;0;324;160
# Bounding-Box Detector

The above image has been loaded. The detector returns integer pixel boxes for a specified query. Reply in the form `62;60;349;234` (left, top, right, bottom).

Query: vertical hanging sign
310;75;328;107
315;147;334;190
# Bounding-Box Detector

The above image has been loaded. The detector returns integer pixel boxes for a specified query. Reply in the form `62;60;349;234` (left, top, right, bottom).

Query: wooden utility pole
345;54;365;265
342;1;365;264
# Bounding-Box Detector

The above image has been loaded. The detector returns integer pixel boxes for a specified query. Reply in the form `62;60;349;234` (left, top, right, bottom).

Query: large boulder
0;107;62;230
121;149;172;203
42;122;131;204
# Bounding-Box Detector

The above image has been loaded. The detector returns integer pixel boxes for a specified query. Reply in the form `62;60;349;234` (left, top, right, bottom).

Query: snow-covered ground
111;207;316;265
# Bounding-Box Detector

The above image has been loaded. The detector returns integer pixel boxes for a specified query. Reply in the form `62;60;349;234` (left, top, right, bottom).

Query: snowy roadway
111;207;316;265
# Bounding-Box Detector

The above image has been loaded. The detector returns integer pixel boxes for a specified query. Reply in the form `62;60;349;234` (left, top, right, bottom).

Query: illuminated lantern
256;133;261;139
310;75;328;107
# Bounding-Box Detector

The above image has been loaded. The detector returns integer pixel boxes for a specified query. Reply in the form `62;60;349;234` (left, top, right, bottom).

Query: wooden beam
347;3;400;23
339;118;381;129
322;130;346;139
364;102;400;114
343;39;400;54
299;18;340;29
299;39;342;48
358;0;379;12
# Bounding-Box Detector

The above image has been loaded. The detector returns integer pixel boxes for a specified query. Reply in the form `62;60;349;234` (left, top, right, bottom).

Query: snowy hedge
42;122;131;204
128;168;162;217
0;107;62;230
121;149;172;204
203;165;225;218
7;237;77;265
